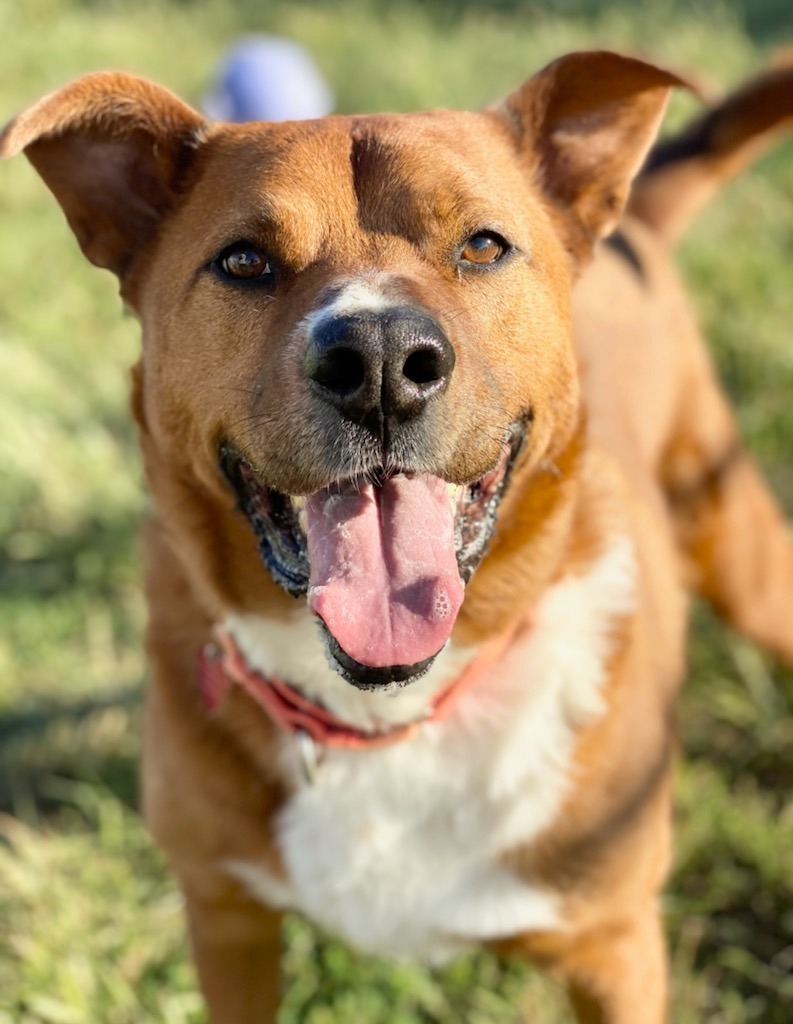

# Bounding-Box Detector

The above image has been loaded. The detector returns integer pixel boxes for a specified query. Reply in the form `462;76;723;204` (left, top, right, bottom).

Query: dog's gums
220;422;525;687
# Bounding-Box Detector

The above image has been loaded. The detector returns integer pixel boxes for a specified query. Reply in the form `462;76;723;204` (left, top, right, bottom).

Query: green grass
1;1;792;1021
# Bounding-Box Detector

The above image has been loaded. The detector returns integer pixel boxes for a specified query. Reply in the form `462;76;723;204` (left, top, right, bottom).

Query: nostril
402;336;455;392
403;348;443;385
312;347;366;396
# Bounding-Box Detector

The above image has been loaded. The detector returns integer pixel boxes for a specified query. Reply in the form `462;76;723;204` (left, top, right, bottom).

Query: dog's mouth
221;423;526;689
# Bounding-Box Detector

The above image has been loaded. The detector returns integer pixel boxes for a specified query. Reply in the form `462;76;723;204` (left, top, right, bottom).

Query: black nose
304;307;455;422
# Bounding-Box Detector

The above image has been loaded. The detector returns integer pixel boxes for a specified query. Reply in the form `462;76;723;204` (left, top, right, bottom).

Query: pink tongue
305;475;464;668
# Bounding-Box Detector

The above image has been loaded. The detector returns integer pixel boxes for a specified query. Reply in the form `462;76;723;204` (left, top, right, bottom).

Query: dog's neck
199;618;526;751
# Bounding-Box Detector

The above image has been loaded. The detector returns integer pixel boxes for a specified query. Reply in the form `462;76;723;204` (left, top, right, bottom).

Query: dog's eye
460;232;508;266
216;244;273;282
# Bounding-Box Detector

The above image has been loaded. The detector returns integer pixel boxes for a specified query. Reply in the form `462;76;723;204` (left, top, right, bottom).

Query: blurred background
0;1;792;1021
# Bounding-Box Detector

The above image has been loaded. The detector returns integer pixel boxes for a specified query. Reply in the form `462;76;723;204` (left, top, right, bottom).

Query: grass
1;0;792;1021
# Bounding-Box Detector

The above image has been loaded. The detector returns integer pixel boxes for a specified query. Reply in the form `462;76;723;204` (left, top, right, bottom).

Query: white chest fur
224;538;636;961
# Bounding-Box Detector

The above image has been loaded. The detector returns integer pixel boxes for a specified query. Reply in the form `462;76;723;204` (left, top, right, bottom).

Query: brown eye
217;244;273;281
460;232;508;266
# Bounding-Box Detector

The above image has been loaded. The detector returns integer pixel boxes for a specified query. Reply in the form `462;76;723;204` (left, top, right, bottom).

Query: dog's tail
628;57;793;246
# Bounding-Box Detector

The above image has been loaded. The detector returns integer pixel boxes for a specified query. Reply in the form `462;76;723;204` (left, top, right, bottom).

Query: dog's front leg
513;901;667;1024
562;905;667;1024
185;888;283;1024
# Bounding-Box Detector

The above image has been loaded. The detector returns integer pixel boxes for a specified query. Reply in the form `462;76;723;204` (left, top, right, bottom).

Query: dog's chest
225;538;636;961
229;712;564;961
274;733;566;960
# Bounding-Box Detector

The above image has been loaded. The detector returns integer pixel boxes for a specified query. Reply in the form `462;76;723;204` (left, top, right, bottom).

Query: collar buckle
296;728;320;785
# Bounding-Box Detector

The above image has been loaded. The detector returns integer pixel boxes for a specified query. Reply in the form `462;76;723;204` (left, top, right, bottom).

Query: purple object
203;36;334;123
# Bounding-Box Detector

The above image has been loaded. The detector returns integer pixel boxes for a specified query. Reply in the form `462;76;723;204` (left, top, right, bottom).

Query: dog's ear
493;51;686;260
0;73;207;281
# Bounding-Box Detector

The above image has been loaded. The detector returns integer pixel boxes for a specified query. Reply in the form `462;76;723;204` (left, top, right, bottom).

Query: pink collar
198;621;522;752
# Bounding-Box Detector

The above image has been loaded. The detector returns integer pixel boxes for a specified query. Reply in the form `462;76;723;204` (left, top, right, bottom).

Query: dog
3;50;792;1024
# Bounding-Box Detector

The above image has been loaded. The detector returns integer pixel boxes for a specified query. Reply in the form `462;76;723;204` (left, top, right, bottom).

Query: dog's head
1;53;679;688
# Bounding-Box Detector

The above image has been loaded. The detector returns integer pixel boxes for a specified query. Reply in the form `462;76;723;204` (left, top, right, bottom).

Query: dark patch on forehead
349;123;373;209
349;123;425;237
347;118;493;243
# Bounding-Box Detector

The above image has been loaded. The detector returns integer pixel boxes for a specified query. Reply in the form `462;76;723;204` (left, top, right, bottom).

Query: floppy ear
493;51;687;261
0;73;207;282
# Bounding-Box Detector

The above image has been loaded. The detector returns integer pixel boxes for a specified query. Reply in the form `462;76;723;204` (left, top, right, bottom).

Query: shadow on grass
0;686;143;818
0;511;140;600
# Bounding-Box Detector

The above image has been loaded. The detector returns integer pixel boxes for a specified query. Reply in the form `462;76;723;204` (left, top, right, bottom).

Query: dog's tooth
290;496;308;533
446;483;463;512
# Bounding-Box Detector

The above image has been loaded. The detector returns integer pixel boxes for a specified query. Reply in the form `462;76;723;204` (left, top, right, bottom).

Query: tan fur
3;51;792;1023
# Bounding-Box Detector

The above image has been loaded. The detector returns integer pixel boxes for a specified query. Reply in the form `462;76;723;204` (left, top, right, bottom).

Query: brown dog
3;51;792;1024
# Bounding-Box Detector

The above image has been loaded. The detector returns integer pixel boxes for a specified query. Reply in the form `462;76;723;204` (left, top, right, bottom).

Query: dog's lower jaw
320;624;442;690
224;607;481;734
